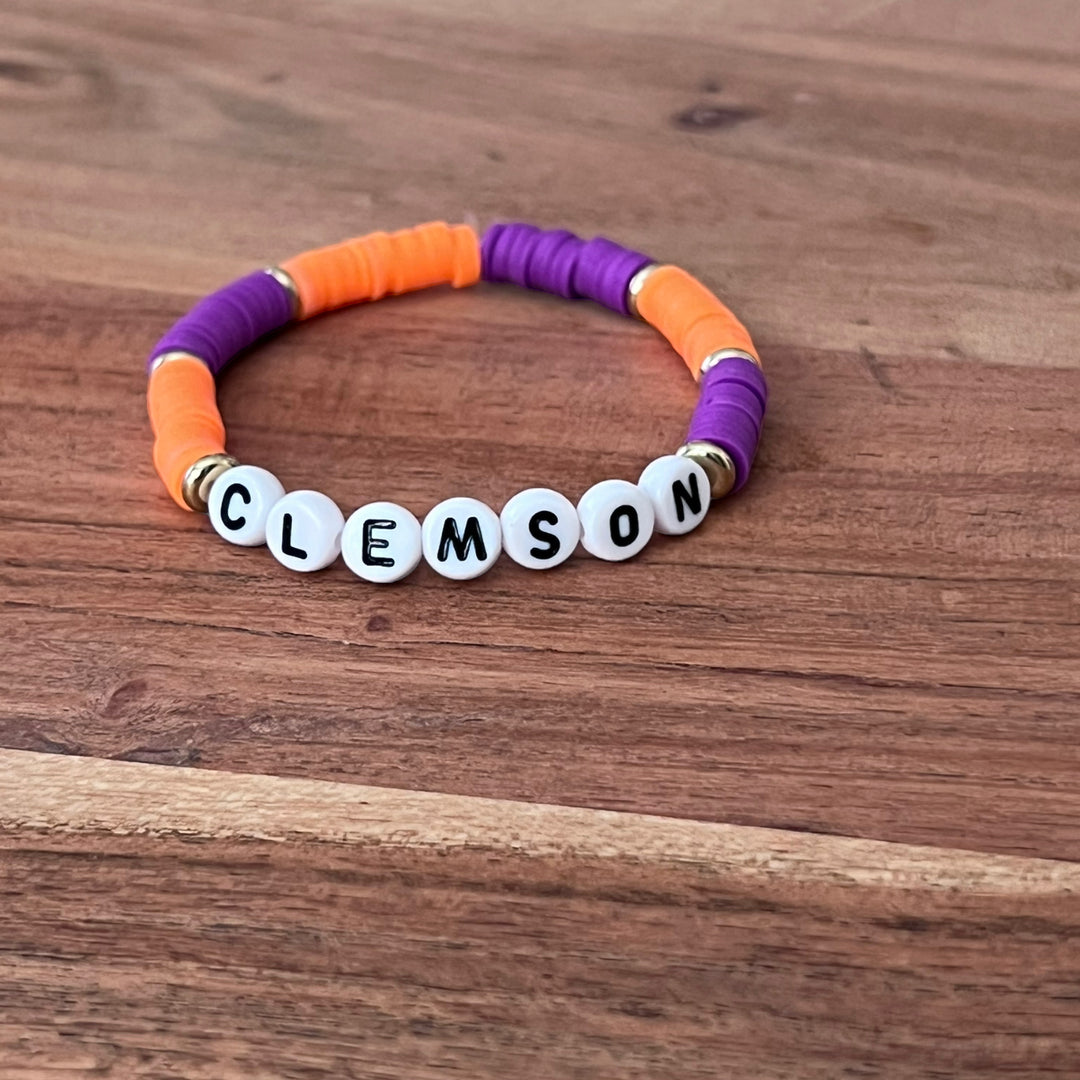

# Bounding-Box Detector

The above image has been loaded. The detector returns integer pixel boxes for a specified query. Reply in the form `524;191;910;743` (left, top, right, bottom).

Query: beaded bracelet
146;221;766;582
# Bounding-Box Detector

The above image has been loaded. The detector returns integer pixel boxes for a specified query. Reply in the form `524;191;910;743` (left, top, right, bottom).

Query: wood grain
1;0;1079;1074
2;750;1079;1079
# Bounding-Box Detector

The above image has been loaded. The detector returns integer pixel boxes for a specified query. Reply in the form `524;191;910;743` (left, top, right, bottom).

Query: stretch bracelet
146;221;766;582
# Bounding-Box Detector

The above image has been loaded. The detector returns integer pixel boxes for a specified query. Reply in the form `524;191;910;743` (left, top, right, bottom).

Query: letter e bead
341;501;423;584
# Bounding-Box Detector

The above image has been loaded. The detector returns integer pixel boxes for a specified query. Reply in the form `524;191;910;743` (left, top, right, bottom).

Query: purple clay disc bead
524;228;581;299
572;236;652;316
482;222;582;298
480;223;653;316
685;356;769;491
148;270;295;376
480;222;539;286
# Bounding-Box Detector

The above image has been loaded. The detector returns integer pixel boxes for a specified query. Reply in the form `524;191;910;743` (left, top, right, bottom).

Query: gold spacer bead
181;453;239;513
149;350;209;374
676;441;737;499
626;263;661;320
699;348;762;375
265;266;302;320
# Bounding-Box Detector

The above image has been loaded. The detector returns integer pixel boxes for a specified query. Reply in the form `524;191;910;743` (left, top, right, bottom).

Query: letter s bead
500;488;580;570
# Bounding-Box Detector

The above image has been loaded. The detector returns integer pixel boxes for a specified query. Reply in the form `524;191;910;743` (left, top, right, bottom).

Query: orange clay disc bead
147;355;227;509
634;264;759;379
281;221;481;319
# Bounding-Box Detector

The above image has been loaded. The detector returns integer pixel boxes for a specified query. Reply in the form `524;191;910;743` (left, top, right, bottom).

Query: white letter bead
500;488;580;570
341;501;422;584
265;490;345;572
638;455;711;535
422;497;501;580
577;479;655;561
208;465;286;547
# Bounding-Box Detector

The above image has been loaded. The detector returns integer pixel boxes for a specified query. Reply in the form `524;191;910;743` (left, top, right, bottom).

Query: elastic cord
146;220;767;513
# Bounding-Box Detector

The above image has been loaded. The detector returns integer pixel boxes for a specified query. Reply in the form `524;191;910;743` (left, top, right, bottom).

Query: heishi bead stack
146;221;767;583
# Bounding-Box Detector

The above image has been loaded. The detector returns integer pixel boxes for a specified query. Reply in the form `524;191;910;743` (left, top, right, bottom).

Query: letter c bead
208;464;286;547
265;490;345;572
341;501;422;583
576;479;655;561
500;488;580;570
422;497;501;580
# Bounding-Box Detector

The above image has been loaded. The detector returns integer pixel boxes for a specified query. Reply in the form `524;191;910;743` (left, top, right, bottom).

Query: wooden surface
3;751;1080;1080
1;0;1078;1075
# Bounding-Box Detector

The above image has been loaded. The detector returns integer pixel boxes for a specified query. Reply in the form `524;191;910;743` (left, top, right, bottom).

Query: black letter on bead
609;505;640;548
220;483;251;531
672;472;703;523
528;510;561;561
438;516;487;563
362;519;397;567
280;513;308;560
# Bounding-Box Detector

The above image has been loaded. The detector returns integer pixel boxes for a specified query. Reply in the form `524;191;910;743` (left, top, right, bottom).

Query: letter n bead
422;497;502;580
500;488;581;570
638;455;710;535
208;464;286;546
341;501;422;584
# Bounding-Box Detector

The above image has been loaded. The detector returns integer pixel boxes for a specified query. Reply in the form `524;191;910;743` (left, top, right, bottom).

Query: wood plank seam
1;750;1076;895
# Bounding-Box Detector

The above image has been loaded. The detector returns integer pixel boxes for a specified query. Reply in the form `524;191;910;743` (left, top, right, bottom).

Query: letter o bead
422;497;501;580
341;501;422;584
265;490;345;572
638;455;710;535
500;488;580;570
576;479;655;561
208;465;286;547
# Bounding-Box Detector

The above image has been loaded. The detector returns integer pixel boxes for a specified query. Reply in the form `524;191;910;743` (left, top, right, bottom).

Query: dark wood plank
2;751;1079;1080
2;272;1078;858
